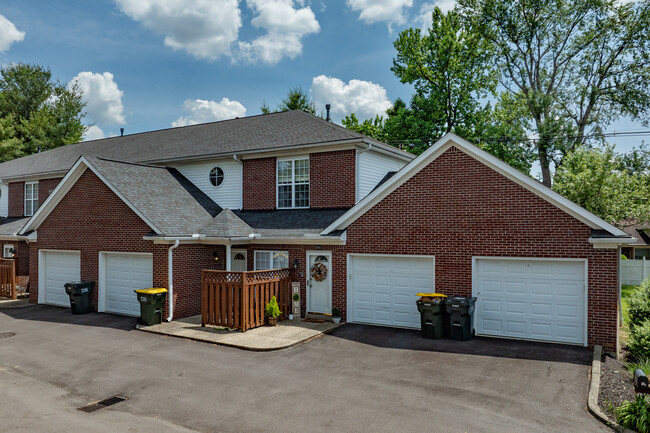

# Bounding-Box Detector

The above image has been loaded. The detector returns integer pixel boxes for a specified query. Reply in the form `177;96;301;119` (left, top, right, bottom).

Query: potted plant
265;296;281;326
332;307;341;324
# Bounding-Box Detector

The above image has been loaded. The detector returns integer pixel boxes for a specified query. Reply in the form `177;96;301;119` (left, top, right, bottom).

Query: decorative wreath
310;262;328;282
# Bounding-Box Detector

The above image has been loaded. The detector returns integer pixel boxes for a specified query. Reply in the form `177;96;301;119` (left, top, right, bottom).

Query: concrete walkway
0;297;31;309
137;315;340;350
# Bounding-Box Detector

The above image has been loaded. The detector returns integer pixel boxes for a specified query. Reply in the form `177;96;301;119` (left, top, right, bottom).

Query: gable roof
321;133;632;242
199;209;252;238
0;111;411;181
20;156;215;236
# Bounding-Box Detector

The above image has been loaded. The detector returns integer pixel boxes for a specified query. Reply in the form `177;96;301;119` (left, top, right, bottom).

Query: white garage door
350;255;435;328
102;253;153;316
474;258;586;345
40;250;81;307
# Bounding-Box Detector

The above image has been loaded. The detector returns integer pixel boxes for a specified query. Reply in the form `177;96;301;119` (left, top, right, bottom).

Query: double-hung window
254;251;289;270
277;158;309;208
24;182;39;217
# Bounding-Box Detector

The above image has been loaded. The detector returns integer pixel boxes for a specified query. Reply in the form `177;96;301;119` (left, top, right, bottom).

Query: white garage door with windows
100;253;153;316
39;250;81;307
474;258;586;345
349;255;435;328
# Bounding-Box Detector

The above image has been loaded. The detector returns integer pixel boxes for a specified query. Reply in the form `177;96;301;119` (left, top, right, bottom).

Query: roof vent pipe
120;128;124;136
326;104;331;122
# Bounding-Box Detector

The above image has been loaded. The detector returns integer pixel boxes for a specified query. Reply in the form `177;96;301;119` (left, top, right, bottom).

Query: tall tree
458;0;650;186
260;87;317;115
0;63;86;162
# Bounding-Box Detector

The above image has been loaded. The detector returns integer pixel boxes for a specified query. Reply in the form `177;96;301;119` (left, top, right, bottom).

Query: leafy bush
628;280;650;329
265;296;281;318
616;395;650;433
628;321;650;361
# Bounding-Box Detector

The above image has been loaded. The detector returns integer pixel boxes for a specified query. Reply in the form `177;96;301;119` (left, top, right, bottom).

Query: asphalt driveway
0;305;607;432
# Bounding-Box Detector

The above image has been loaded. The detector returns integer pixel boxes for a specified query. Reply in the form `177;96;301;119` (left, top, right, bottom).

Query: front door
231;250;247;272
307;252;331;314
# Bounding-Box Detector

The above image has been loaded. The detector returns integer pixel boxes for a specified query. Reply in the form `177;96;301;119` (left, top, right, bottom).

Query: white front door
349;255;435;328
101;253;153;316
474;258;586;345
231;250;247;272
307;252;332;314
40;250;81;307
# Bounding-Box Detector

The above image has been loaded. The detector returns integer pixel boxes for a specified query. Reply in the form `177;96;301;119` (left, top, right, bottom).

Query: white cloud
83;125;105;141
172;98;247;127
346;0;413;25
415;1;456;32
0;14;25;52
238;0;320;64
115;0;241;60
71;72;125;126
310;75;392;119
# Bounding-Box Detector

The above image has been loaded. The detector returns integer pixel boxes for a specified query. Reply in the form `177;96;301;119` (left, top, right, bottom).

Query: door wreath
310;262;328;281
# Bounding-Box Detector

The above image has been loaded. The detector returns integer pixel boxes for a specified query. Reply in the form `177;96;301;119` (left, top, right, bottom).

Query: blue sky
0;0;645;155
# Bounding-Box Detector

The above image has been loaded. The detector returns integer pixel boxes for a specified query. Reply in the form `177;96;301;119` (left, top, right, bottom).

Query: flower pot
267;316;278;326
332;315;341;324
288;314;294;320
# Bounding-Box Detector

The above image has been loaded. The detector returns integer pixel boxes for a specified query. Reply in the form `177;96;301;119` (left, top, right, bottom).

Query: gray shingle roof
199;209;252;238
0;217;29;236
86;157;214;236
0;111;366;180
233;208;351;230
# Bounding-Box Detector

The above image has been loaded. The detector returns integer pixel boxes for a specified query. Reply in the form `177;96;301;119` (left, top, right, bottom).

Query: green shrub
628;321;650;361
265;296;281;318
616;395;650;433
628;280;650;329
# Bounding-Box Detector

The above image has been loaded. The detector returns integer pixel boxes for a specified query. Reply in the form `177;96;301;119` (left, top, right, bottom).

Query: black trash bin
416;293;447;339
64;281;95;314
134;288;167;326
445;296;476;341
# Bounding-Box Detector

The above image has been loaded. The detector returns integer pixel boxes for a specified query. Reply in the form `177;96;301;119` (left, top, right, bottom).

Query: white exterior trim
471;256;588;347
306;250;333;315
20;156;162;235
322;133;630;239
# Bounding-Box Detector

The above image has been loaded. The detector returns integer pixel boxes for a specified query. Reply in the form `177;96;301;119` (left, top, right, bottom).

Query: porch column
226;244;232;271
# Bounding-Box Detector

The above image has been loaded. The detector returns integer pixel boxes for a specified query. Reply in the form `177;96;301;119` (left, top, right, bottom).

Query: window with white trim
3;244;14;258
254;251;289;270
24;182;39;216
277;157;309;208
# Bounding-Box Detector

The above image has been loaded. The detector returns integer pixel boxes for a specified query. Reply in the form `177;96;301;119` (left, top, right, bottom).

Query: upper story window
24;182;39;216
277;157;309;209
209;167;224;187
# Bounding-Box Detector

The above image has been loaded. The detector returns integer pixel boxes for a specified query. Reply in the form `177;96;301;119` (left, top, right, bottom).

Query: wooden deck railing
201;268;292;331
0;258;16;300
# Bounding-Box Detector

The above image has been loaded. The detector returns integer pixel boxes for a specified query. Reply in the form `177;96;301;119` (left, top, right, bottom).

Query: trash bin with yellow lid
416;293;447;339
134;288;167;326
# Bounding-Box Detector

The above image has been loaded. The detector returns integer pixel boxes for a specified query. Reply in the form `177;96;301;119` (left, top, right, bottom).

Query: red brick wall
243;157;276;210
336;146;619;351
8;182;23;217
310;150;356;208
39;178;62;204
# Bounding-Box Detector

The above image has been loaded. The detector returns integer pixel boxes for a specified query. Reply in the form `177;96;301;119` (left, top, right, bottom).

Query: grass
621;284;640;345
627;358;650;377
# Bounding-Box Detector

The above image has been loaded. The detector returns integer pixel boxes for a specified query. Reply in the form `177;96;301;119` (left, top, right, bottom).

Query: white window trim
24;181;39;217
276;157;309;209
209;166;225;188
3;244;14;258
254;250;289;270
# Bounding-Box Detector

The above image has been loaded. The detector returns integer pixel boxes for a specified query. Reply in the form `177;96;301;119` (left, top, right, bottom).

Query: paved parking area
0;305;607;432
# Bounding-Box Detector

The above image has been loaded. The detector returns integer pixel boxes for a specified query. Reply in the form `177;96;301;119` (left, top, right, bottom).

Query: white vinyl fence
621;258;650;286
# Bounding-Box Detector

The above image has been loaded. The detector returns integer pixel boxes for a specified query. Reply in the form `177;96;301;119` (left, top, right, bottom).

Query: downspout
619;246;623;326
356;142;372;202
167;240;180;322
226;243;232;271
234;154;243;209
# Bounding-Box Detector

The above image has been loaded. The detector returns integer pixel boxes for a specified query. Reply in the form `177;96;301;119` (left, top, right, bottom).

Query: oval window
209;167;224;187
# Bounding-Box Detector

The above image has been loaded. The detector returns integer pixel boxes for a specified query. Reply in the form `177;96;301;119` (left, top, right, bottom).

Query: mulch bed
598;354;637;421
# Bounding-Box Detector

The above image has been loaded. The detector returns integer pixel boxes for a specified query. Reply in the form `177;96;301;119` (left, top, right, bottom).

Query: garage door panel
104;253;152;316
476;258;585;345
351;255;434;329
41;251;81;307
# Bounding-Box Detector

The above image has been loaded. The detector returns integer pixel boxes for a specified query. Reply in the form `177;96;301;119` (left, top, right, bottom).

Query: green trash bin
416;293;447;339
64;281;95;314
134;288;167;325
445;296;477;341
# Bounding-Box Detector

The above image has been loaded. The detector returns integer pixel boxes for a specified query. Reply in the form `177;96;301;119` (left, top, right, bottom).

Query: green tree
0;63;86;162
553;145;650;225
261;87;317;115
458;0;650;186
341;113;388;142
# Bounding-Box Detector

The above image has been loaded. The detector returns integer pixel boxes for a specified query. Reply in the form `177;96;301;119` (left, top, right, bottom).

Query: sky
0;0;645;155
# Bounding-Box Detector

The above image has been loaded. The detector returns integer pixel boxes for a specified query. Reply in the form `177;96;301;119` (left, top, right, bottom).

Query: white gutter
167;239;180;322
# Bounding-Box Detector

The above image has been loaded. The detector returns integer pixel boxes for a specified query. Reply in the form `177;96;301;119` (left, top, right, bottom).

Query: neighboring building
621;224;650;260
0;111;634;352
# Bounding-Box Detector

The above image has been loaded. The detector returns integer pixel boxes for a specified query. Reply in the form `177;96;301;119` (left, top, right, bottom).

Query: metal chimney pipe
120;128;124;136
325;104;331;122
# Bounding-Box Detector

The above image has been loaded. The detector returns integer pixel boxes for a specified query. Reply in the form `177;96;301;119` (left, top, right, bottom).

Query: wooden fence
0;258;16;299
201;268;292;331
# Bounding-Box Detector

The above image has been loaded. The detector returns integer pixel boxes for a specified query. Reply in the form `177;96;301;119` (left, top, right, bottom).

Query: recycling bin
134;288;167;326
64;281;95;314
445;296;477;341
416;293;447;339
